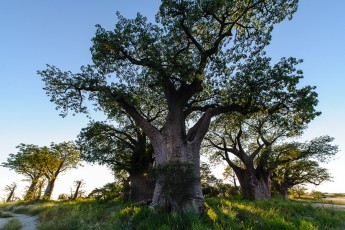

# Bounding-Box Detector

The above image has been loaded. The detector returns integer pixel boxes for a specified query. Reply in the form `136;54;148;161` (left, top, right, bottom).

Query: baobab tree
39;0;318;212
2;144;45;200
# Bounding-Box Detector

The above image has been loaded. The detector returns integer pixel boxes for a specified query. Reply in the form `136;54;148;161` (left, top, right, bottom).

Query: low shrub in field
0;211;13;218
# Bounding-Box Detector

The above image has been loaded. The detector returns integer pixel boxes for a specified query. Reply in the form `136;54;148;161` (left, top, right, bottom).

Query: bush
310;190;323;199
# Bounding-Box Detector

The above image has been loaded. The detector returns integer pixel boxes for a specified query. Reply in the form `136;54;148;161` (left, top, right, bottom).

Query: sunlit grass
1;197;344;229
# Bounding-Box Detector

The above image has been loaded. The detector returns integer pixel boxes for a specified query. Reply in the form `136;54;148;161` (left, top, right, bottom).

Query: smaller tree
310;190;323;199
2;144;45;201
269;136;336;200
289;185;307;198
58;193;70;201
200;163;234;197
88;182;124;201
40;142;80;199
71;179;86;200
78;120;155;202
223;164;241;192
3;182;17;203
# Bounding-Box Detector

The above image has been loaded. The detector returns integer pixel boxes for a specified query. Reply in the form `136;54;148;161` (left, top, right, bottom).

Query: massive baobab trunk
148;108;204;213
129;172;154;202
234;167;271;200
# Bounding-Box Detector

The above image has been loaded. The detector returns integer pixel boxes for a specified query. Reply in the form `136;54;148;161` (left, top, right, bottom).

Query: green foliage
1;144;45;200
57;194;70;201
77;120;154;178
1;142;81;201
0;218;22;230
270;137;337;196
201;163;238;197
310;190;324;199
290;185;308;198
88;182;126;202
0;211;13;218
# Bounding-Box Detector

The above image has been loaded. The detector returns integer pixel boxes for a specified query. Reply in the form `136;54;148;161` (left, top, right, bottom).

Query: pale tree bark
43;178;56;199
148;105;206;213
36;179;45;199
24;180;38;201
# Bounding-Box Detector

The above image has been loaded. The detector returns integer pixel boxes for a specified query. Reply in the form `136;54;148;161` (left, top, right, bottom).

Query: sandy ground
310;202;345;210
0;211;38;230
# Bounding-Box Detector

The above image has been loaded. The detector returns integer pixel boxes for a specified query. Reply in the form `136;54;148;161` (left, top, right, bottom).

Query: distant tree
269;137;336;200
223;167;241;195
1;144;45;200
200;163;235;197
310;190;323;199
88;182;124;201
71;179;86;200
39;0;310;212
207;104;321;200
37;142;81;199
3;182;17;203
289;185;307;198
200;162;220;197
57;193;70;201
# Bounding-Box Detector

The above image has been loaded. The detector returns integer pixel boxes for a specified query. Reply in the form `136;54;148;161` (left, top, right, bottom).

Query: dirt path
310;202;345;211
0;211;38;230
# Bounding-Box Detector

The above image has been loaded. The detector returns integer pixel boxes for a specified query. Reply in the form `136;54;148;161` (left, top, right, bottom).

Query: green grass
1;197;345;230
0;211;13;218
0;219;22;230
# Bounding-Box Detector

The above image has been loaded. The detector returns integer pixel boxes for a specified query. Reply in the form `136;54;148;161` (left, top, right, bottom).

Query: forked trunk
24;180;38;200
235;168;271;200
43;178;56;199
6;185;16;203
129;171;154;202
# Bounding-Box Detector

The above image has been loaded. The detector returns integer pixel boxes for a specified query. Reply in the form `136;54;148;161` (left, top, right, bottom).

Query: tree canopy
2;142;80;200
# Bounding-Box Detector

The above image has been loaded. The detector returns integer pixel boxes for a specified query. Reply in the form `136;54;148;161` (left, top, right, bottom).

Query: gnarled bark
150;135;204;213
234;167;271;200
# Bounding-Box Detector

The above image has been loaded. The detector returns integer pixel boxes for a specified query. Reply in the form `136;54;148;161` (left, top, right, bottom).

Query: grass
0;211;12;218
1;197;345;229
0;219;22;230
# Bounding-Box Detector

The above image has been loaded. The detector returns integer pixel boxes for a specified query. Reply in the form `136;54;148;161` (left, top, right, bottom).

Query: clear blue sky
0;1;344;200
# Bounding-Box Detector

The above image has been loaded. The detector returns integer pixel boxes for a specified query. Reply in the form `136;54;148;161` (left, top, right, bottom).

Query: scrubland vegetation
1;197;345;230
